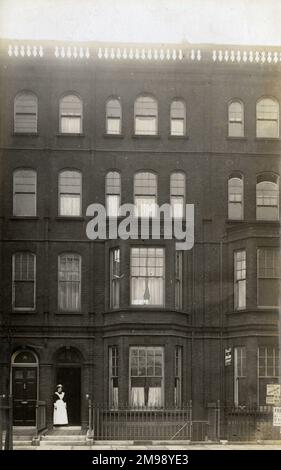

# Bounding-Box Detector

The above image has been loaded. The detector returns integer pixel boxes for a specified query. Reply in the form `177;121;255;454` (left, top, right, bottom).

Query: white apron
53;391;68;425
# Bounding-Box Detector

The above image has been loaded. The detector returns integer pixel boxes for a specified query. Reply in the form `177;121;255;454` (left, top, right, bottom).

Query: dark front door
13;367;37;425
56;367;81;425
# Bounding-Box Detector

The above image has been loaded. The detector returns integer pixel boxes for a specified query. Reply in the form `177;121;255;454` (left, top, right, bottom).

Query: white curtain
131;277;163;305
147;387;162;408
130;387;145;407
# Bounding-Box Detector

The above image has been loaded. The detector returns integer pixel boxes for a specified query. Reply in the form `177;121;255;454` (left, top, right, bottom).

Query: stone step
13;440;33;446
42;435;86;441
40;440;88;446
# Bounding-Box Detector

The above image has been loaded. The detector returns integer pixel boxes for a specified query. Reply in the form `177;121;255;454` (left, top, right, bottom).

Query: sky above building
0;0;281;45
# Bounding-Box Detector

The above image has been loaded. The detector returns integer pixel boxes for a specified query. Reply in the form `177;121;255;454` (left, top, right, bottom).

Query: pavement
12;443;281;450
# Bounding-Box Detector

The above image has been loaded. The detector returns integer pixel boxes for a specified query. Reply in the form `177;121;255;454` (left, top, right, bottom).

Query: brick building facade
0;40;280;429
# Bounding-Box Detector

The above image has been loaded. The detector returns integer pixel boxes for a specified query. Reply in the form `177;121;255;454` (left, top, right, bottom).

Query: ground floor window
234;346;246;406
174;346;182;407
129;346;164;408
258;347;279;405
109;346;119;408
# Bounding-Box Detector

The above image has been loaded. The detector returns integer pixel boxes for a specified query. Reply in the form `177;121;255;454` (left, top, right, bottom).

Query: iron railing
35;401;47;437
88;401;209;441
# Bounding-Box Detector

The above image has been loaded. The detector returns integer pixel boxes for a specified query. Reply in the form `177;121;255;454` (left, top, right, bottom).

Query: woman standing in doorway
53;384;68;426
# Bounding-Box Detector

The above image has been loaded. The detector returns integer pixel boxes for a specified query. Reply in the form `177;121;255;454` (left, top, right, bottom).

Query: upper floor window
58;253;81;311
175;251;183;310
59;170;82;217
14;92;38;134
59;94;83;134
228;100;244;137
170;172;185;218
134;95;158;135
257;247;281;307
106;171;121;217
228;174;243;220
234;250;246;310
131;247;165;306
106;98;121;135
13;169;37;217
110;248;120;309
134;172;157;218
12;252;36;310
256;173;279;220
256;98;279;138
170;100;186;136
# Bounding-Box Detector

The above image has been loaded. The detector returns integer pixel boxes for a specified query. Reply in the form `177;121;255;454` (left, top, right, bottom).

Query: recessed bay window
110;248;120;309
109;346;119;408
131;247;165;306
130;346;164;408
257;247;281;307
234;250;246;310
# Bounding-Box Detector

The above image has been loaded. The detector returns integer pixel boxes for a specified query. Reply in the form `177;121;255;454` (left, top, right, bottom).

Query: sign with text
273;407;281;426
266;384;281;405
224;348;232;366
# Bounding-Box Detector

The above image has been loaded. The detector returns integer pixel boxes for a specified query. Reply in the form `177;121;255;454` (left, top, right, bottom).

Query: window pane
61;116;81;133
13;170;36;216
131;248;164;306
58;254;81;311
60;95;82;134
59;171;81;216
130;347;163;408
234;250;246;310
258;248;281;307
107;99;121;134
13;253;35;309
228;177;243;220
107;118;121;134
256;99;279;138
135;96;157;135
14;93;37;133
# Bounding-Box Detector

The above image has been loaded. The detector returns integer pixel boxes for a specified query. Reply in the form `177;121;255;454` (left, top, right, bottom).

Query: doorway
56;367;81;425
54;347;82;425
12;350;38;426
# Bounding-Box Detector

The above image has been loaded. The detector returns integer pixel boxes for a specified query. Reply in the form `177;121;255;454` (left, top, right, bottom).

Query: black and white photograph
0;0;281;462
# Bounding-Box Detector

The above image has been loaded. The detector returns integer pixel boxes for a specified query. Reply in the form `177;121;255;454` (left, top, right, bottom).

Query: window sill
12;310;37;314
55;311;82;315
132;134;160;139
103;133;124;139
56;216;84;221
10;216;39;220
12;132;39;137
56;133;85;137
255;137;281;142
228;308;279;314
226;136;247;141
168;134;189;140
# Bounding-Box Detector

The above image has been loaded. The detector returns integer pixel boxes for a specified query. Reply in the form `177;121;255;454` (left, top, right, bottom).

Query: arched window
228;100;244;137
13;169;37;216
170;100;186;136
59;94;83;134
12;252;36;310
134;96;158;135
106;171;121;216
170;172;186;218
58;170;82;216
256;173;279;220
14;91;38;133
134;172;157;217
106;98;121;134
58;253;81;311
256;98;279;138
228;174;244;220
12;350;38;364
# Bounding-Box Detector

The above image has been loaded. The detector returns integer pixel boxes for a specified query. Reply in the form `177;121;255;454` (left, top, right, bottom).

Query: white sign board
273;407;281;427
266;396;280;405
224;348;232;366
267;384;281;398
